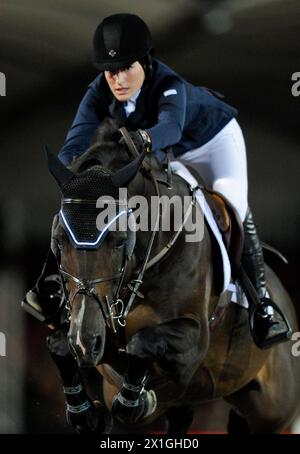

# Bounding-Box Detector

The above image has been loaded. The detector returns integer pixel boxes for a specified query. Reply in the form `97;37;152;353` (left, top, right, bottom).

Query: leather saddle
156;160;245;278
166;162;244;277
203;187;244;278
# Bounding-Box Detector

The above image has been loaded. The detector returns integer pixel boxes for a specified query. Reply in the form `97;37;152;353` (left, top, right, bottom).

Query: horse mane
69;118;123;175
69;117;162;176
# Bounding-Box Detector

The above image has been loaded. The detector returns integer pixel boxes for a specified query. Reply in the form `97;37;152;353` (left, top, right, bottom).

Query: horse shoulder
200;304;270;398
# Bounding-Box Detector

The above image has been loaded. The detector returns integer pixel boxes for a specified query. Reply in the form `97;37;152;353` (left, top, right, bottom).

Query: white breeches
176;118;248;222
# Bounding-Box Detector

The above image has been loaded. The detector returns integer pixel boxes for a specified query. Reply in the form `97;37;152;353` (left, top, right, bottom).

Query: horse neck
127;170;158;257
128;170;203;266
128;171;216;340
127;170;217;350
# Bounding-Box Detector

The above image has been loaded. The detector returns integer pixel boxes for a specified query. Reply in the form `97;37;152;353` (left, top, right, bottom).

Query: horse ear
45;145;74;187
111;151;145;187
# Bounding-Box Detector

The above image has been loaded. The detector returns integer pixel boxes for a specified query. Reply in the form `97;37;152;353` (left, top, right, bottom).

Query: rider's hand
129;130;152;154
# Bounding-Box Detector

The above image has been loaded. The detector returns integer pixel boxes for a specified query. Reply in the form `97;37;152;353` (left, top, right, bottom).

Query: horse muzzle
68;331;105;367
67;294;107;367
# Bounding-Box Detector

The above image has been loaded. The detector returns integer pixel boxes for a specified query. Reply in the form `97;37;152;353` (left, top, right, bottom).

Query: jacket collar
107;81;151;129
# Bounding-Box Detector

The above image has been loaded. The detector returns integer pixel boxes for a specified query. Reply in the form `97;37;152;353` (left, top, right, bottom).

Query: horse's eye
52;238;63;252
52;238;63;250
55;240;63;250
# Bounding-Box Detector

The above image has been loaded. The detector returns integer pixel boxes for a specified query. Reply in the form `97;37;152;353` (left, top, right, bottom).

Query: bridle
56;128;197;336
59;265;127;333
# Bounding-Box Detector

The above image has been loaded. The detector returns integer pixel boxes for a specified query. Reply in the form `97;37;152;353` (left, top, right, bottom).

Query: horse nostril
92;335;102;354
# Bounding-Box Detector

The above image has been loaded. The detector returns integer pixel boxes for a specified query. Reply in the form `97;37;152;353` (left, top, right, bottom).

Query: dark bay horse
47;120;300;433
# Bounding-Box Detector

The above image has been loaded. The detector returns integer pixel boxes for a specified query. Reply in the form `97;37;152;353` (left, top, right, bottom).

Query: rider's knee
213;177;248;222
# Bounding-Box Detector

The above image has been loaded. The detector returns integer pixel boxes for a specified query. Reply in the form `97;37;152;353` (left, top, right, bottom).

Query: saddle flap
203;188;244;276
204;191;231;233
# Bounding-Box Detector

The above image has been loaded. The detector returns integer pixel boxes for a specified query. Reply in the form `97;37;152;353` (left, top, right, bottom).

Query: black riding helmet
93;13;153;75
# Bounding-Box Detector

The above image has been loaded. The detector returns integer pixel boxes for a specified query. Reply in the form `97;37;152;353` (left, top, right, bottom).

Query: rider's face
104;61;145;101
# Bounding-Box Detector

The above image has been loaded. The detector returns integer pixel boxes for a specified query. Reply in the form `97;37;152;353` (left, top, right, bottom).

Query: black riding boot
242;209;291;349
21;249;65;328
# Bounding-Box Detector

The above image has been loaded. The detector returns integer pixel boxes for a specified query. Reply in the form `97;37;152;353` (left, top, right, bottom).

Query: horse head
47;125;145;367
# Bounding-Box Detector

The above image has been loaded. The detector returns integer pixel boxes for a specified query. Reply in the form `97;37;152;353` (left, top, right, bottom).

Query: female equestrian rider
23;13;290;348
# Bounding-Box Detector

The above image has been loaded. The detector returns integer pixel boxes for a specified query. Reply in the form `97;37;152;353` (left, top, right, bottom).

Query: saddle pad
170;161;231;293
227;282;248;308
228;282;273;314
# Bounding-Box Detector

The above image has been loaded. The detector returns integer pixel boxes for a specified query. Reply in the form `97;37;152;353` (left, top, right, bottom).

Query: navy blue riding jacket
58;60;238;166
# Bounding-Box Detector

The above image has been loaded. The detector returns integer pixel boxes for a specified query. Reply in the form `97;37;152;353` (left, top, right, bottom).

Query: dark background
0;0;299;433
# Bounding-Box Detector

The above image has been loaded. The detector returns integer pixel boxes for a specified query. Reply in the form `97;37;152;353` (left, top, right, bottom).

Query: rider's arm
146;78;187;151
58;76;106;166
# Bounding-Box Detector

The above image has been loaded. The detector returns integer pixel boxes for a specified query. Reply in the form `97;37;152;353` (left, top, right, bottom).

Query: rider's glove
129;130;152;154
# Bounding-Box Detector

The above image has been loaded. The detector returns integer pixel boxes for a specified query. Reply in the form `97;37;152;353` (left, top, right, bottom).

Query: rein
118;128;161;319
